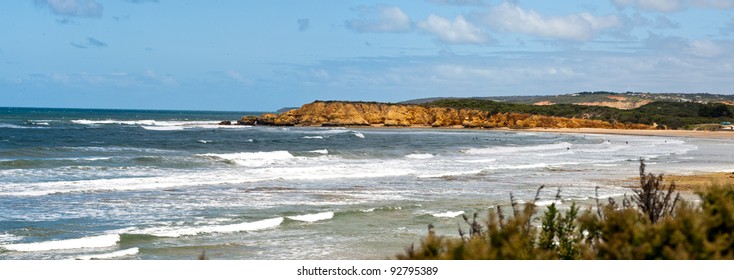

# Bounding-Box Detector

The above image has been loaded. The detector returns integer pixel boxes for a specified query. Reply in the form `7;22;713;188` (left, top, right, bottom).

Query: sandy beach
519;128;734;190
360;125;734;190
361;124;734;140
522;127;734;140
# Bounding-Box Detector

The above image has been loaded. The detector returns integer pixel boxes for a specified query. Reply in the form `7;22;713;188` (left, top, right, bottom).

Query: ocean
1;107;733;260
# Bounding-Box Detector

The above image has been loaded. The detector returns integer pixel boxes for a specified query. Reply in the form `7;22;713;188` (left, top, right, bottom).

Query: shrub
398;161;734;260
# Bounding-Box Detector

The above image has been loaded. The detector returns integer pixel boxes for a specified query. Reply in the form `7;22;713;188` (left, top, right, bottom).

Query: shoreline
521;127;734;140
353;125;734;190
297;123;734;140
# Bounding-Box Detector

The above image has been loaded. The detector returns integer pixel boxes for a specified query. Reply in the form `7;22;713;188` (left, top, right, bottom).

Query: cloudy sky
1;0;733;111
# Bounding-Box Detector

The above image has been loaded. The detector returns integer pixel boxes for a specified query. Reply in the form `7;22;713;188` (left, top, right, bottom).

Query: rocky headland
226;101;653;129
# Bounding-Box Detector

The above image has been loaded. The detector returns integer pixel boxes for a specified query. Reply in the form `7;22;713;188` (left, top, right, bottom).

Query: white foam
56;157;112;162
198;151;294;167
405;153;434;159
0;233;22;243
418;169;484;178
534;200;563;206
197;140;212;144
138;217;284;237
141;126;184;131
72;119;228;130
72;119;157;126
287;128;348;135
1;234;119;252
431;211;464;218
0;161;415;197
464;142;571;155
216;125;252;129
68;146;174;154
495;163;549;170
287;212;334;222
0;123;37;129
0;171;256;197
352;131;365;138
592;163;619;167
308;149;329;155
73;247;139;260
594;193;627;200
303;136;324;139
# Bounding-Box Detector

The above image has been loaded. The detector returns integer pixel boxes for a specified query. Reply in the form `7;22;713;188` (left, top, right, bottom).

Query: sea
1;107;734;260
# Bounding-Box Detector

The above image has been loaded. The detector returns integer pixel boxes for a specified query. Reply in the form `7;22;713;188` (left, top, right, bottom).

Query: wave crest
1;234;120;252
198;151;294;167
286;212;334;222
136;217;284;237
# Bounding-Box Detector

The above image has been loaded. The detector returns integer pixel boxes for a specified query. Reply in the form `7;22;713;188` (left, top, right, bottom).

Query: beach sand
522;127;734;140
517;127;734;191
521;128;734;191
358;125;734;191
659;172;734;191
362;124;734;139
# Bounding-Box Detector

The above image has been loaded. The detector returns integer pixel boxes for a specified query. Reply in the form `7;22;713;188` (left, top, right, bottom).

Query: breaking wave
197;151;294;167
431;211;464;218
1;234;120;252
134;217;284;237
286;212;334;222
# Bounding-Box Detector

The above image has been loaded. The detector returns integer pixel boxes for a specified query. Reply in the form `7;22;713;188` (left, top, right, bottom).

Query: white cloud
654;15;680;28
426;0;485;6
418;15;490;44
346;6;411;33
23;71;178;88
645;33;728;57
485;2;620;40
690;0;734;8
613;0;734;11
143;70;177;86
687;39;724;57
226;70;252;85
612;0;682;12
35;0;103;17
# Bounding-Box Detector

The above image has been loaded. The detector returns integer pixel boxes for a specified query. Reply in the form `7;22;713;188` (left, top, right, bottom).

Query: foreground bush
398;160;734;260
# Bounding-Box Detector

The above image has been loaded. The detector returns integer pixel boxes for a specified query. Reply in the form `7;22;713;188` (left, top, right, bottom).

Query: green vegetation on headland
405;91;734;107
247;100;646;129
398;160;734;260
426;99;734;129
235;92;734;129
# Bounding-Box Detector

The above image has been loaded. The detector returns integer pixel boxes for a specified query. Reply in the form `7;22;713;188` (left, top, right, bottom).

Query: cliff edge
245;101;651;129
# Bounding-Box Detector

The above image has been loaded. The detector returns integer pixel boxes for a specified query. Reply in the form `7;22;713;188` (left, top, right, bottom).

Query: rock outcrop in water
240;101;652;129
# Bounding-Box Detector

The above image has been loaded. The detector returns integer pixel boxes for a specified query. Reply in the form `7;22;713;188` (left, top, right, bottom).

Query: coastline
338;124;734;191
521;127;734;140
307;123;734;140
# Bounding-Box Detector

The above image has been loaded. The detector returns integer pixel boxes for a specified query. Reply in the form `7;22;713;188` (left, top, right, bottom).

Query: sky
1;0;733;111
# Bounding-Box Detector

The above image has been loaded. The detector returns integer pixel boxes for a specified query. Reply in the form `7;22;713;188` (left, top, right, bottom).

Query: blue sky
1;0;733;111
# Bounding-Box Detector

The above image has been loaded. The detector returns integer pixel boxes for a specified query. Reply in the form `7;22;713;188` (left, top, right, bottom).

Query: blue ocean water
1;107;732;259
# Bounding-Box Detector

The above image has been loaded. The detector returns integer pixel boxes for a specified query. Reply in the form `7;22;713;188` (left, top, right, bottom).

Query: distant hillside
404;92;734;110
425;98;734;129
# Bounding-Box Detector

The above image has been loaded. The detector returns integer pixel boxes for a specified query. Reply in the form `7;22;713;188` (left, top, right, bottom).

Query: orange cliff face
250;101;653;129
